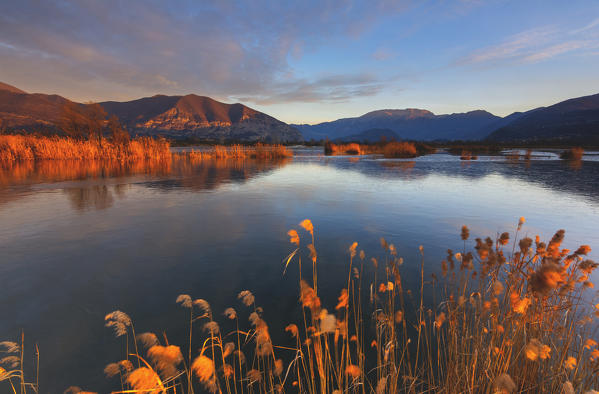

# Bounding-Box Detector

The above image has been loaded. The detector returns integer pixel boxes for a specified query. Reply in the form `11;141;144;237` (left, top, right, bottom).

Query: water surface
1;148;598;392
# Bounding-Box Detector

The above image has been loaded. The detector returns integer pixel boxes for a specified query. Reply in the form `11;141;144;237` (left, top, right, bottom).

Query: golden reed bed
324;141;435;158
3;219;598;393
0;134;171;161
0;135;292;164
186;144;293;160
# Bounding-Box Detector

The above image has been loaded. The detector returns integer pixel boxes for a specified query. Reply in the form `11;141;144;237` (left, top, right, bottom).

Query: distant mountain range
293;109;516;141
0;82;302;142
486;93;599;143
2;81;598;144
294;94;599;144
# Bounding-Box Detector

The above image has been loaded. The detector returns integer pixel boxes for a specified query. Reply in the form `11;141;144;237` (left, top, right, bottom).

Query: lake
1;147;598;392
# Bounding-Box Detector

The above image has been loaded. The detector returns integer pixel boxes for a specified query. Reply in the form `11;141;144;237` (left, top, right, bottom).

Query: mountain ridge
293;108;507;141
486;93;599;143
2;81;597;144
0;82;302;142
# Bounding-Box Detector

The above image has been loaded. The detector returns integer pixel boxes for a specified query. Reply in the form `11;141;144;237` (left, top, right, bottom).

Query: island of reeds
2;218;598;393
324;140;436;158
186;144;292;160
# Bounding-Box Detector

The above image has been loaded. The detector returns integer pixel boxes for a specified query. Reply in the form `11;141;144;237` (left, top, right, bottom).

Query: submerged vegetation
324;140;436;158
4;219;597;393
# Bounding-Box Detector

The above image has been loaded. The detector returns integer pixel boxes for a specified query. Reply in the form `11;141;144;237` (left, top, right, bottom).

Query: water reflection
0;157;292;209
65;185;117;211
0;159;172;187
318;154;599;203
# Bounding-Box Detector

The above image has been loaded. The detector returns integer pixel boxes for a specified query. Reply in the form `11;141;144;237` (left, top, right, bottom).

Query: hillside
486;93;599;143
100;94;302;142
0;83;72;132
0;82;26;94
294;109;506;141
0;83;302;142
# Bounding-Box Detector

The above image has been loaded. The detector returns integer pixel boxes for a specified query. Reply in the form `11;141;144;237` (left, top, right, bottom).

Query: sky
1;0;598;124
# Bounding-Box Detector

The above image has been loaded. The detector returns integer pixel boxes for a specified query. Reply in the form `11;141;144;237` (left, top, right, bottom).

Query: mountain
0;82;26;94
486;93;599;143
0;82;72;132
100;94;302;142
0;82;302;142
294;109;505;141
334;128;401;142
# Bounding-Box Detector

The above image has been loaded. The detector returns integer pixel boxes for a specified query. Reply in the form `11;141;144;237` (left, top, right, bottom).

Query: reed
381;141;418;158
459;150;478;160
324;141;435;158
324;141;363;155
187;144;292;160
2;219;598;393
0;135;171;162
560;147;584;161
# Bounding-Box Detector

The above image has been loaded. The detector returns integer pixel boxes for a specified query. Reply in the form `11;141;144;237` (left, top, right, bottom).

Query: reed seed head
287;229;300;246
492;373;516;393
136;332;159;349
193;299;212;315
238;290;255;307
176;294;192;308
126;367;162;394
0;341;19;353
299;219;314;235
147;345;183;378
104;363;120;378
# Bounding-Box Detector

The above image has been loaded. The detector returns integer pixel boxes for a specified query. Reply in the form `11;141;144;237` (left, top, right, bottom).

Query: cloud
236;73;389;105
521;41;590;63
0;0;409;104
457;27;556;64
456;22;599;66
570;17;599;34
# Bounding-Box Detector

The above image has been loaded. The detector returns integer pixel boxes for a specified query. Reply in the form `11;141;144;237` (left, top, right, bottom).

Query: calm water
1;148;599;393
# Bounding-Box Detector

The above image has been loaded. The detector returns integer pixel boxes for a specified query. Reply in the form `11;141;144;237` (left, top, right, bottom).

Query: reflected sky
0;150;598;392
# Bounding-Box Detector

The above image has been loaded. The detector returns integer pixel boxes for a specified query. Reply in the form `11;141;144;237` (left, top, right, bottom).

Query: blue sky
1;0;598;124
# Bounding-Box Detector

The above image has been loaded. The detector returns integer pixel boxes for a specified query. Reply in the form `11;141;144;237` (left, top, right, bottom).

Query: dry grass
381;141;419;158
324;142;363;155
325;141;435;158
186;144;292;160
560;147;584;161
0;135;171;162
459;150;478;160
